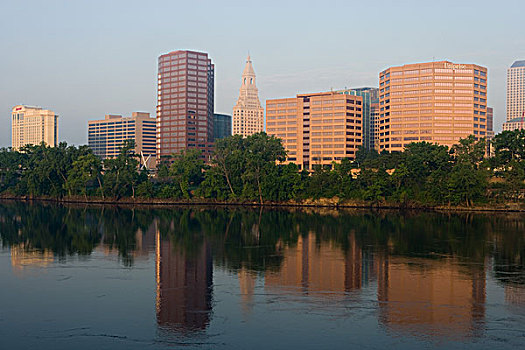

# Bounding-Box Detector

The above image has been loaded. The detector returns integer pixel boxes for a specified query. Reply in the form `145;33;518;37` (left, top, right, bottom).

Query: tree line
1;130;524;206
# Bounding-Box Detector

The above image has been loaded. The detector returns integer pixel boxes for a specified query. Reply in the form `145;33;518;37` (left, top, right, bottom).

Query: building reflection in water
155;227;213;332
261;231;486;339
238;268;256;316
264;232;368;297
505;285;525;306
377;255;486;338
10;245;55;275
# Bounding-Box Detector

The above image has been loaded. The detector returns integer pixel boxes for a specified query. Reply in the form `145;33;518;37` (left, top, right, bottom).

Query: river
0;202;524;349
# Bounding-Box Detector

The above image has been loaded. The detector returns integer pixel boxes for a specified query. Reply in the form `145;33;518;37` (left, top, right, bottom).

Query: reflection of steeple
238;268;256;316
376;255;486;339
155;227;213;331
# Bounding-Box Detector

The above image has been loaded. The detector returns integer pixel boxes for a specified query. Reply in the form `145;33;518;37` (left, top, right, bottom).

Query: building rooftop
505;117;525;123
511;60;525;68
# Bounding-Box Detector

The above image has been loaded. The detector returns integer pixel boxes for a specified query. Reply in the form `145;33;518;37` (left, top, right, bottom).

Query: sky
1;0;524;147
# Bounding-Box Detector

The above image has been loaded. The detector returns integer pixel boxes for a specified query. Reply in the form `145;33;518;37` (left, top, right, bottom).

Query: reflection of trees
0;202;524;288
490;215;525;286
0;202;155;266
99;207;154;266
0;202;101;257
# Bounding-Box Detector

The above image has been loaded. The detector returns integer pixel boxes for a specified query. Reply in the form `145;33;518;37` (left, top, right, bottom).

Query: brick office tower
156;50;215;163
378;61;488;152
266;91;363;170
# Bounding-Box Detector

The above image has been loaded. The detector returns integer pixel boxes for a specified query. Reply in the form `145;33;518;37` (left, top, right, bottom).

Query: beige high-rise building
503;60;525;131
11;105;58;150
378;61;488;152
266;91;363;170
232;55;264;137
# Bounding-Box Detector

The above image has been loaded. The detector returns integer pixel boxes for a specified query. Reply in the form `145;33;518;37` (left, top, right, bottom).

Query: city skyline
1;0;525;147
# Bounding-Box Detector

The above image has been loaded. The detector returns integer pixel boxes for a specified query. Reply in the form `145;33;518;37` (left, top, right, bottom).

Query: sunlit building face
378;61;488;152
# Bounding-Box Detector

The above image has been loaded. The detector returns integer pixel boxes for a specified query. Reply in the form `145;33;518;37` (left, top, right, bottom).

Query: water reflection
376;255;486;338
264;232;366;297
155;227;213;332
1;202;524;343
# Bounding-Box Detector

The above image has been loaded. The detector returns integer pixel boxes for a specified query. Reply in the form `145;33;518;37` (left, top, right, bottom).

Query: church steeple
242;55;256;86
233;55;264;137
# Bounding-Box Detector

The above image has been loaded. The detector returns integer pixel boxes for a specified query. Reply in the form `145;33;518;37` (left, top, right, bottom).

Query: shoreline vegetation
1;130;524;212
1;195;525;213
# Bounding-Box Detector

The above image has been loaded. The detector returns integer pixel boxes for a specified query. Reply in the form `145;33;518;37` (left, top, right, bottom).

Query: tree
169;149;206;199
66;153;103;198
241;133;286;205
451;135;486;167
447;163;488;206
492;129;525;167
102;140;140;199
211;134;246;198
0;148;24;193
332;158;355;199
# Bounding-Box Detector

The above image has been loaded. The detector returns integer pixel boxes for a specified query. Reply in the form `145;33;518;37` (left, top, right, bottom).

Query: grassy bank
2;194;524;213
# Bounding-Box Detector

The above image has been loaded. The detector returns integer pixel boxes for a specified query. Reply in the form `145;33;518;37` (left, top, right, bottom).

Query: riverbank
1;194;524;213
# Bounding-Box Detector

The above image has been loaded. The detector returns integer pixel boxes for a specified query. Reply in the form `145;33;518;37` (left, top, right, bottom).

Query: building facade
506;60;525;122
503;60;525;131
266;91;363;170
88;112;156;169
378;61;488;152
371;101;380;150
11;105;58;150
336;87;378;150
502;118;525;131
486;107;495;156
232;55;264;137
156;50;215;162
213;113;232;140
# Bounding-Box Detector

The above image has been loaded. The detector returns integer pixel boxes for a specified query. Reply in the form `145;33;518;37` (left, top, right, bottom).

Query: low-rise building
88;112;156;169
213;113;232;140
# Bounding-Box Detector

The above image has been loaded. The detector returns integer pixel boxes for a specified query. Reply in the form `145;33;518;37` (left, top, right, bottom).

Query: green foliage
447;164;488;206
0;132;523;206
169;149;206;199
66;153;103;197
102;140;140;199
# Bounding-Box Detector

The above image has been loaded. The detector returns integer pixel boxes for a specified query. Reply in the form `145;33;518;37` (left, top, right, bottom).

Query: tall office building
371;101;380;150
378;61;488;152
486;107;494;133
336;87;379;149
486;107;495;156
503;60;525;131
232;55;264;137
88;112;156;169
156;50;215;162
266;91;363;170
213;113;232;140
11;105;58;150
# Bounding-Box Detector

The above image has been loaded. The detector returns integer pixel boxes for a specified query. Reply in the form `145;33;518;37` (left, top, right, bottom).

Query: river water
0;202;524;349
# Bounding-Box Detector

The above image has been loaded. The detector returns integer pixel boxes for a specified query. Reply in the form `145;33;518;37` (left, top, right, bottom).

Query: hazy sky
1;0;524;147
